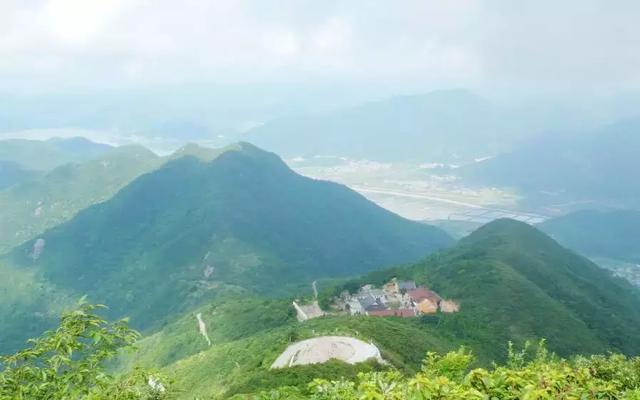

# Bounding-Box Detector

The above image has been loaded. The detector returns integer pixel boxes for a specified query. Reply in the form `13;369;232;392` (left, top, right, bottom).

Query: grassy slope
1;142;452;353
0;145;162;253
119;297;462;399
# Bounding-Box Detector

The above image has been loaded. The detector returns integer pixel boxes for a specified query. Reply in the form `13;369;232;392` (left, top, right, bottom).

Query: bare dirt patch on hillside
271;336;383;368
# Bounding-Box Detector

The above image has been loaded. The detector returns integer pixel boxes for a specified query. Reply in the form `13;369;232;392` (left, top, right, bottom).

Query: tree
0;300;170;399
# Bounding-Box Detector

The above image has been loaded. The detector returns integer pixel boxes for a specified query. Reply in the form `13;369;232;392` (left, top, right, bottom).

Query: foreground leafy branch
0;300;170;400
260;341;640;399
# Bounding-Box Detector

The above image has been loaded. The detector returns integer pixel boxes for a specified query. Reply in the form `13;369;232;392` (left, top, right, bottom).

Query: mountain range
245;90;523;162
0;161;39;190
461;119;640;207
539;209;640;263
0;137;639;399
0;145;161;253
339;219;640;357
0;137;113;172
0;142;452;353
113;218;640;398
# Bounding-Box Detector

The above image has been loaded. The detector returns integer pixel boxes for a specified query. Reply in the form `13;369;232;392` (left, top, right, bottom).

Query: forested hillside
461;119;640;206
0;137;112;171
539;209;640;262
0;160;39;190
0;145;161;253
109;219;640;398
326;219;640;358
0;142;451;353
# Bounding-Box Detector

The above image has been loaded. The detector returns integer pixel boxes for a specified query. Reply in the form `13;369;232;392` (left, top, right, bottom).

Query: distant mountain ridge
0;142;452;352
461;119;640;207
427;219;640;355
0;145;161;253
539;209;640;262
245;90;521;162
0;161;39;190
0;137;113;171
346;218;640;358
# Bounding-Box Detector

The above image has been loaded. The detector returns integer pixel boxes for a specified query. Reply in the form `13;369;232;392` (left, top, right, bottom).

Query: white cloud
44;0;131;45
0;0;639;93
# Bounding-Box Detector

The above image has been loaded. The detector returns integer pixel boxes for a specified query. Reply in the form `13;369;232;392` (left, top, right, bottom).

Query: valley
3;3;640;398
1;138;639;399
288;155;548;223
593;258;640;288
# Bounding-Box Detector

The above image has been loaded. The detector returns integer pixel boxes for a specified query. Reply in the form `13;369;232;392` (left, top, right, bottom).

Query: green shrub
0;300;170;400
262;341;640;399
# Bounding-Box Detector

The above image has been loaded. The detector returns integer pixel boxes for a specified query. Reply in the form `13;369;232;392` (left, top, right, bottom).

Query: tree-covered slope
116;219;640;398
7;216;635;397
539;209;640;262
116;297;461;399
0;161;40;190
0;145;161;253
332;219;640;359
0;137;113;171
1;142;452;351
461;119;640;206
442;219;640;355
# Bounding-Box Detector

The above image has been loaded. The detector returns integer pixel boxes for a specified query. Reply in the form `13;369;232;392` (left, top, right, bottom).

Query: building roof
368;289;385;299
368;308;416;318
364;302;387;312
407;287;441;304
347;299;364;310
357;294;378;310
398;281;417;290
358;294;387;311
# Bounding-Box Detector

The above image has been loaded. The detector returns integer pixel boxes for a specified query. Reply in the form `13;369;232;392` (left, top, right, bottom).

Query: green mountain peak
0;142;452;353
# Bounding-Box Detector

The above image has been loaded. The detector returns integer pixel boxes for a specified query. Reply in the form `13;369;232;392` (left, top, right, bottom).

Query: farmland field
288;156;547;226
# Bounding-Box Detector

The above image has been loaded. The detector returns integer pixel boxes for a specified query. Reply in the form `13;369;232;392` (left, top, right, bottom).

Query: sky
2;0;640;96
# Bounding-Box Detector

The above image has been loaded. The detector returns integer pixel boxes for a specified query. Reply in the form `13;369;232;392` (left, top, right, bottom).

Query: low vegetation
260;342;640;399
7;305;640;399
116;297;457;398
0;301;169;400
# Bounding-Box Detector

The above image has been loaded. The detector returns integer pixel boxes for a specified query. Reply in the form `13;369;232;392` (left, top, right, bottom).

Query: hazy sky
2;0;640;95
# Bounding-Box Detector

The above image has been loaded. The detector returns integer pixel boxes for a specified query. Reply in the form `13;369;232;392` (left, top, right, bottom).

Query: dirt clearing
271;336;383;368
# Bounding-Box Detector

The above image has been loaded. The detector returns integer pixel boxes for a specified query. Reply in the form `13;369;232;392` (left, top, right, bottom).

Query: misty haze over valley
1;1;640;399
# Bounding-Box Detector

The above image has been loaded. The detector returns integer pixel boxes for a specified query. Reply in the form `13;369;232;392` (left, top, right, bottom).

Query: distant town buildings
293;278;459;321
336;278;459;317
